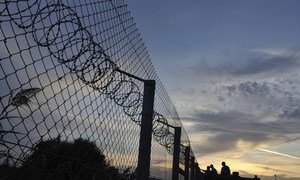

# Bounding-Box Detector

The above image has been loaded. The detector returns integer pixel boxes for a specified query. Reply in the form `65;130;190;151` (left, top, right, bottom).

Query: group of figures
194;161;261;180
205;161;231;176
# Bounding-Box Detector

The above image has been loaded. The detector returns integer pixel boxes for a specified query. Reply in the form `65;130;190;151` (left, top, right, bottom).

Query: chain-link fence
0;0;197;179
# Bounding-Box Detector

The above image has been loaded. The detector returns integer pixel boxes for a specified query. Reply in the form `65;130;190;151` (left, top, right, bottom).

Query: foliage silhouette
0;137;136;180
1;88;42;164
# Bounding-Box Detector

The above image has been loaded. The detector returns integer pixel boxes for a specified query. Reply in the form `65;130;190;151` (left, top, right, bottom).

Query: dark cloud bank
185;109;300;156
183;52;300;77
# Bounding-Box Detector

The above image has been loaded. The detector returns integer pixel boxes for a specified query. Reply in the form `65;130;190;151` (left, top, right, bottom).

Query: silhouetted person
195;163;201;175
221;161;231;176
205;166;211;176
254;175;261;180
232;171;239;177
195;163;205;180
210;164;218;175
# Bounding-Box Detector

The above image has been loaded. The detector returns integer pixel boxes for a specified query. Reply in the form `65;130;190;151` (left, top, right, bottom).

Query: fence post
136;80;155;180
184;146;190;180
190;156;195;180
172;127;181;180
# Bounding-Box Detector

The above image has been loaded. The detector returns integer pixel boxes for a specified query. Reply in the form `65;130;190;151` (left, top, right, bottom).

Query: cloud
279;105;300;120
258;175;300;180
250;48;293;57
233;55;299;75
280;136;300;144
211;79;300;118
258;148;300;160
181;50;300;77
193;133;238;155
257;165;297;175
217;80;298;102
192;131;276;156
187;110;297;134
221;81;274;97
175;50;300;177
184;109;300;157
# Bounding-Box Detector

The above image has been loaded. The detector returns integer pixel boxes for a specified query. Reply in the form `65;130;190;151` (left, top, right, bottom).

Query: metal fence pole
190;156;195;180
136;80;156;180
184;146;190;180
172;127;181;180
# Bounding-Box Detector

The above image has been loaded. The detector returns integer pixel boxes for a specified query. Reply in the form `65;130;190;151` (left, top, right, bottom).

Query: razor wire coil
0;0;192;178
1;0;182;157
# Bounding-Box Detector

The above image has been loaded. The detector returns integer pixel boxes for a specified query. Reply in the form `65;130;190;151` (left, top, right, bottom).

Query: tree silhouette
0;137;135;180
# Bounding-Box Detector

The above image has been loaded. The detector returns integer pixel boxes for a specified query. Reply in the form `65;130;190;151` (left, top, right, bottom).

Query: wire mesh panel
150;140;173;179
0;0;193;179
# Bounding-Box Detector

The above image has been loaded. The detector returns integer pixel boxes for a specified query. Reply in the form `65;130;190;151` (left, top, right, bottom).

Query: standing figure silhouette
221;161;231;176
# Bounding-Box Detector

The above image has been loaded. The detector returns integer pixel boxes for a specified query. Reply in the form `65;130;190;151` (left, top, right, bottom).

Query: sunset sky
128;1;300;179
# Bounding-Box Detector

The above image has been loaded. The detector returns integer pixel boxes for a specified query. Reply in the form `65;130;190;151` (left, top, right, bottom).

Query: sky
127;0;300;179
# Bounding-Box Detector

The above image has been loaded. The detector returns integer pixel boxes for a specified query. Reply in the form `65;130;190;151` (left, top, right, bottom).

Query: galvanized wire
0;0;194;179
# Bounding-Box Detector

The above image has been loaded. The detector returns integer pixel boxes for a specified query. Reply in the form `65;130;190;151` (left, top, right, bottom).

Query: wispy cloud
258;148;300;160
257;165;296;176
250;48;292;57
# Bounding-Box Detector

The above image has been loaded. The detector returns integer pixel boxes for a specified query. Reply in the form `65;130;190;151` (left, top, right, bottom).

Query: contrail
258;148;300;160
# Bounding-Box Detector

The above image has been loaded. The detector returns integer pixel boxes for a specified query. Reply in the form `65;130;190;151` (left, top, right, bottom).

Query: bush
0;137;135;180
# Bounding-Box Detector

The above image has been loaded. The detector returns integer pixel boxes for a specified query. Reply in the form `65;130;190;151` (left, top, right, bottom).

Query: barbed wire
1;0;185;159
0;0;193;178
